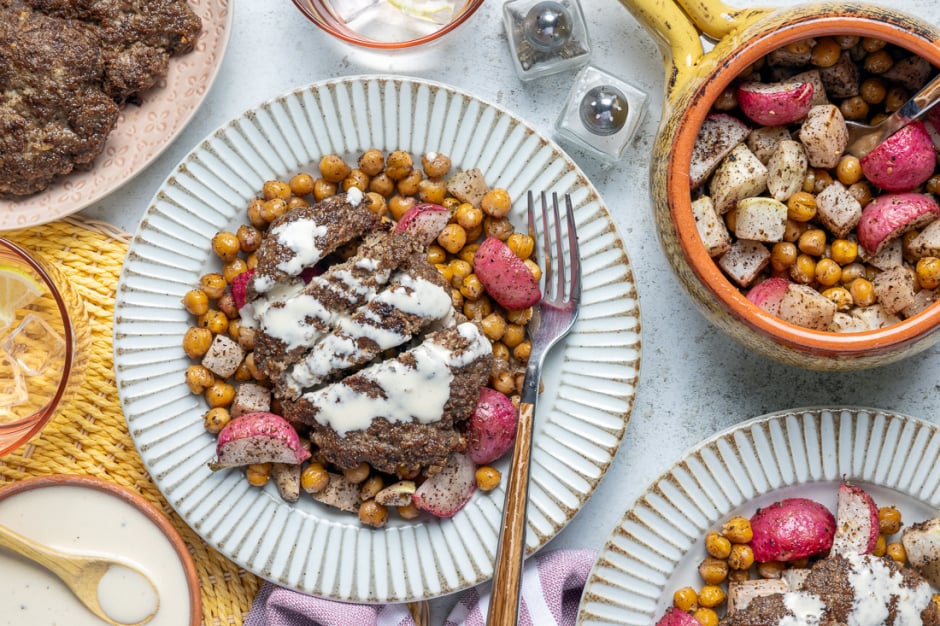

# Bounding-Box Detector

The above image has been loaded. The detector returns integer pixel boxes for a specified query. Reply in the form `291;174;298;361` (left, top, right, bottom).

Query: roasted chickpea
873;534;888;557
815;258;842;287
475;466;501;491
481;312;507;341
363;191;388;217
771;242;798;272
506;233;535;260
358;149;385;177
458;243;480;265
397;502;422;520
385;150;414;180
524;259;542;281
791;254;817;284
483;217;514;241
861;37;887;52
205;380;235;408
421;152;451;178
313;178;338;201
916;257;940;290
927;174;940;195
182;289;210;316
839;96;869;121
460;274;484;300
692;608;719;626
860;77;887;104
244;352;264;380
481;188;511;218
319;154;352;183
200;309;229;335
200;273;227;299
183;327;213;359
836;155;863;185
246;463;272;487
247;198;267;228
185;364;215;394
810;37;841;67
713;86;738;111
506;307;533;324
864;49;894;74
288;196;310;210
343;462;371;484
262;180;292;201
501;323;525;348
850;277;876;307
728;569;750;583
705;531;731;559
222;258;249;284
237;224;263;253
698;557;728;585
830;239;858;265
301;462;330;493
886;542;907;563
395;168;423;196
358;500;389;528
492;341;510;362
388;194;416;221
698;585;725;609
885;86;909;112
673;586;699;612
359;475;385;501
463;297;493;320
798;229;827;256
368;172;394;197
785;39;812;54
722;517;753;543
438;224;468;254
211;231;241;263
848;181;873;206
513;340;532;363
757;561;786;579
822;286;853;310
203;407;231;434
728;544;755;570
455;203;484;229
787;192;817;222
879;506;903;535
417;178;448;204
343;169;370;192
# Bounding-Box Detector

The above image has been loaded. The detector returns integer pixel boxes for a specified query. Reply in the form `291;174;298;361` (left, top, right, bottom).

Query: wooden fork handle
487;400;536;626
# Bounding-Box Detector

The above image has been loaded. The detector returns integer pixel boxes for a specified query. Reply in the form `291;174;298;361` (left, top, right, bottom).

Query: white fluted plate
577;407;940;625
113;76;641;603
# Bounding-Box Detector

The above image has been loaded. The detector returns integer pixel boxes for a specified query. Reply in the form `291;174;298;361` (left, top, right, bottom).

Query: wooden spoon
0;522;159;625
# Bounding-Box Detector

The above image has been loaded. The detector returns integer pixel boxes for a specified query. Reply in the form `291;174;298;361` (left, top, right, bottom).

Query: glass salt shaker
503;0;591;81
554;65;649;165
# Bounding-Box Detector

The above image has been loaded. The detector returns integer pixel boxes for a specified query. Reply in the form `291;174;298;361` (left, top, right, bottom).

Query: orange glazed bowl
618;0;940;369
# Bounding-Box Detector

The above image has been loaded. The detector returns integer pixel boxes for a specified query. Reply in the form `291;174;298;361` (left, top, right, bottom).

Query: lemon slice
0;264;43;331
386;0;456;24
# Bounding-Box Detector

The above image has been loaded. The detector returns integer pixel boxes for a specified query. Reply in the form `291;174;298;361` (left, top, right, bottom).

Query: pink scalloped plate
0;0;232;231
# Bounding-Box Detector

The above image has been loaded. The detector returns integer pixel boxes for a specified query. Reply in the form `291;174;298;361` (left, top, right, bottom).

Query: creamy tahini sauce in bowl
0;475;199;626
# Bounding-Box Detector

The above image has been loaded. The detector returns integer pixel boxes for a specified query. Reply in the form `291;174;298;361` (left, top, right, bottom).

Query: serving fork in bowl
487;191;582;625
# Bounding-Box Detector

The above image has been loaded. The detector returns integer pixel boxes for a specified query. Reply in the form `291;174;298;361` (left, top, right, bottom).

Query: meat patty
0;0;201;196
282;323;494;476
723;552;940;626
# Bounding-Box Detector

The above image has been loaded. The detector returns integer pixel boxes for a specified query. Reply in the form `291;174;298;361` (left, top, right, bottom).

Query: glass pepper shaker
503;0;591;81
554;65;649;165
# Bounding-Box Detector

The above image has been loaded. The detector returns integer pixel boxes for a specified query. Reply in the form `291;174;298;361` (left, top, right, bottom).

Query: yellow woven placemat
0;217;261;626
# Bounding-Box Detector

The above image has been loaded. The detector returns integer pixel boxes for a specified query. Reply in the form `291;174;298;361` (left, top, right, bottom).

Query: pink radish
473;237;542;310
394;203;451;245
465;388;518;465
860;121;936;192
830;483;880;556
230;269;254;309
655;608;699;626
737;81;814;126
746;277;791;316
412;453;476;518
209;412;311;470
856;192;940;255
749;497;836;562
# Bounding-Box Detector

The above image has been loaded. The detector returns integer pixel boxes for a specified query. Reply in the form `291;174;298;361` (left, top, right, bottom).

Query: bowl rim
0;474;202;625
667;12;940;357
0;238;75;455
289;0;485;49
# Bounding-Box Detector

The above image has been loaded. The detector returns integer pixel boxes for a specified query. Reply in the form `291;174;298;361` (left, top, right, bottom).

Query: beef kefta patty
0;0;202;196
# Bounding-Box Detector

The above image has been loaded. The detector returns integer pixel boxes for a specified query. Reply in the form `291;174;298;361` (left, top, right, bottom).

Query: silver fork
486;191;581;626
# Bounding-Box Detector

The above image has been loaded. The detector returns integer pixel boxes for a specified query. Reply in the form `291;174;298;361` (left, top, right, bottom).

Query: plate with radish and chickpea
113;76;641;603
577;407;940;626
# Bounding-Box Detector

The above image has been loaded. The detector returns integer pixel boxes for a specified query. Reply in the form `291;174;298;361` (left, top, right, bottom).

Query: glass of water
0;238;90;456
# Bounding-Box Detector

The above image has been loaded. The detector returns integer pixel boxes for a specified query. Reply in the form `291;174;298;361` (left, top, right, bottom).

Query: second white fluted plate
577;407;940;625
113;76;641;603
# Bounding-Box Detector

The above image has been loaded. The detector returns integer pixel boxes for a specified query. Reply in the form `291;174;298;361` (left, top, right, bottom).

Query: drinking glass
0;238;90;456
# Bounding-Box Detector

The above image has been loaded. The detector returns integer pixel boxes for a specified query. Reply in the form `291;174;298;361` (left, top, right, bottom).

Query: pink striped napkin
244;549;597;626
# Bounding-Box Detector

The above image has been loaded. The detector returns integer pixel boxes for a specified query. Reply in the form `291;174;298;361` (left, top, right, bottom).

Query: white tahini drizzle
779;593;825;626
287;272;454;389
845;552;933;625
270;218;329;277
301;322;490;434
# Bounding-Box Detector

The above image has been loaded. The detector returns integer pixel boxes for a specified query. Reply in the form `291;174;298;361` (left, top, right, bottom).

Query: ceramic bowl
290;0;484;49
618;0;940;369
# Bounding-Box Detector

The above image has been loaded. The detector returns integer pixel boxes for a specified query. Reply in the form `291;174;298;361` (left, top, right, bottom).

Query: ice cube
1;313;66;377
0;347;27;409
332;0;382;21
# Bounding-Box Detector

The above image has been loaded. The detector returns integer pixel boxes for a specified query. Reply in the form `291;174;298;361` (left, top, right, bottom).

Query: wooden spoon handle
0;522;77;579
486;400;536;626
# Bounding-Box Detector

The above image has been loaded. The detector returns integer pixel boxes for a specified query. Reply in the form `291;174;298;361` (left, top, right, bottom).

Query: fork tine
527;190;537;241
551;193;566;300
539;192;553;296
565;193;581;303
